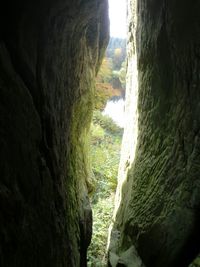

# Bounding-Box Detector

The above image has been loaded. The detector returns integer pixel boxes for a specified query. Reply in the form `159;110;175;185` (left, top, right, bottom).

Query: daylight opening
87;1;128;266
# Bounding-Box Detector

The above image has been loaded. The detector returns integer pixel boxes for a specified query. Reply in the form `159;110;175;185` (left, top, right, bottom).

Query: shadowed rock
0;1;109;266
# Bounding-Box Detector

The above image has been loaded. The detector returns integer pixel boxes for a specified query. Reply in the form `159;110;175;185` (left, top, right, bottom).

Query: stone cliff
1;0;200;267
109;1;200;267
0;1;109;266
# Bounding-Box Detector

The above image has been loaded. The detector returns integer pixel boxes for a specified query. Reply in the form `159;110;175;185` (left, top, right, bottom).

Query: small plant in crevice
87;111;123;267
189;256;200;267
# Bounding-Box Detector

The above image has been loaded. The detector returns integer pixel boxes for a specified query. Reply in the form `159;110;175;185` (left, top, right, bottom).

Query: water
103;99;125;128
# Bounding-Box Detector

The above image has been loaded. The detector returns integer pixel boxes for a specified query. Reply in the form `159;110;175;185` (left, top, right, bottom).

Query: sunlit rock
108;0;200;266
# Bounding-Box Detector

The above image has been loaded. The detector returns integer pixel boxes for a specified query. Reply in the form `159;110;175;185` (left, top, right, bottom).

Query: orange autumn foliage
94;82;121;111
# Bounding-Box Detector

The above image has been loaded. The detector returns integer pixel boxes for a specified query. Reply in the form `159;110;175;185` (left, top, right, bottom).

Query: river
103;99;125;128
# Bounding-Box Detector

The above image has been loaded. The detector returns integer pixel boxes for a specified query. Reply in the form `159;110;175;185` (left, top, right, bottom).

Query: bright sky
108;0;127;38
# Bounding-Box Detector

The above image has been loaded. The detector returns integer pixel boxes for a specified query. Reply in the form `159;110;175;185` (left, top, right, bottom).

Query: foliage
96;58;113;83
119;61;126;89
189;256;200;267
87;196;114;267
94;83;121;111
88;112;123;266
93;111;123;136
111;60;126;94
94;37;127;108
87;38;125;266
106;37;126;70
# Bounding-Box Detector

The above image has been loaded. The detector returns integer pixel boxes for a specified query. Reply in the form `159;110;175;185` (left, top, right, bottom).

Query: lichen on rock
0;1;109;266
108;0;200;267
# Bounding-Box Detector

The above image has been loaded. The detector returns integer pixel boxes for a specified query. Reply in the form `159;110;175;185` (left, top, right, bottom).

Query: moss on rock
109;1;200;267
0;1;109;266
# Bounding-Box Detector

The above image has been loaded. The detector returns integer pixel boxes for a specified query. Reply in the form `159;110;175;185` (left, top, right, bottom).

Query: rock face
1;0;200;266
109;1;200;267
0;1;109;266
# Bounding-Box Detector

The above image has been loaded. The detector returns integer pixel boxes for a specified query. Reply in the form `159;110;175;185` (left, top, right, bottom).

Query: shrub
92;111;123;136
88;112;122;266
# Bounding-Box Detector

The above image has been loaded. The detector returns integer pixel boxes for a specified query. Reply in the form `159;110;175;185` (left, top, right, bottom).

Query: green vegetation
88;111;123;267
190;256;200;267
87;37;126;266
106;37;126;70
95;37;127;108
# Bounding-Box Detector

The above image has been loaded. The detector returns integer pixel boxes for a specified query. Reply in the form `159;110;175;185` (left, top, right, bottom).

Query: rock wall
0;1;109;266
109;1;200;267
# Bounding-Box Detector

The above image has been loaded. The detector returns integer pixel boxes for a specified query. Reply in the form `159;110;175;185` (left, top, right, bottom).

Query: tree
94;83;121;111
96;58;113;83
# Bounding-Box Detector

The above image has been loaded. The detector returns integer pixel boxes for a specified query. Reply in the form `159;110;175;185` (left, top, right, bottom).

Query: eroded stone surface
109;1;200;267
0;1;109;266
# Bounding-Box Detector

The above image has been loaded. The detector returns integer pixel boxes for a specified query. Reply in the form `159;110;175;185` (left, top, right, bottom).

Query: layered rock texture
0;1;109;266
1;0;200;266
109;0;200;267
